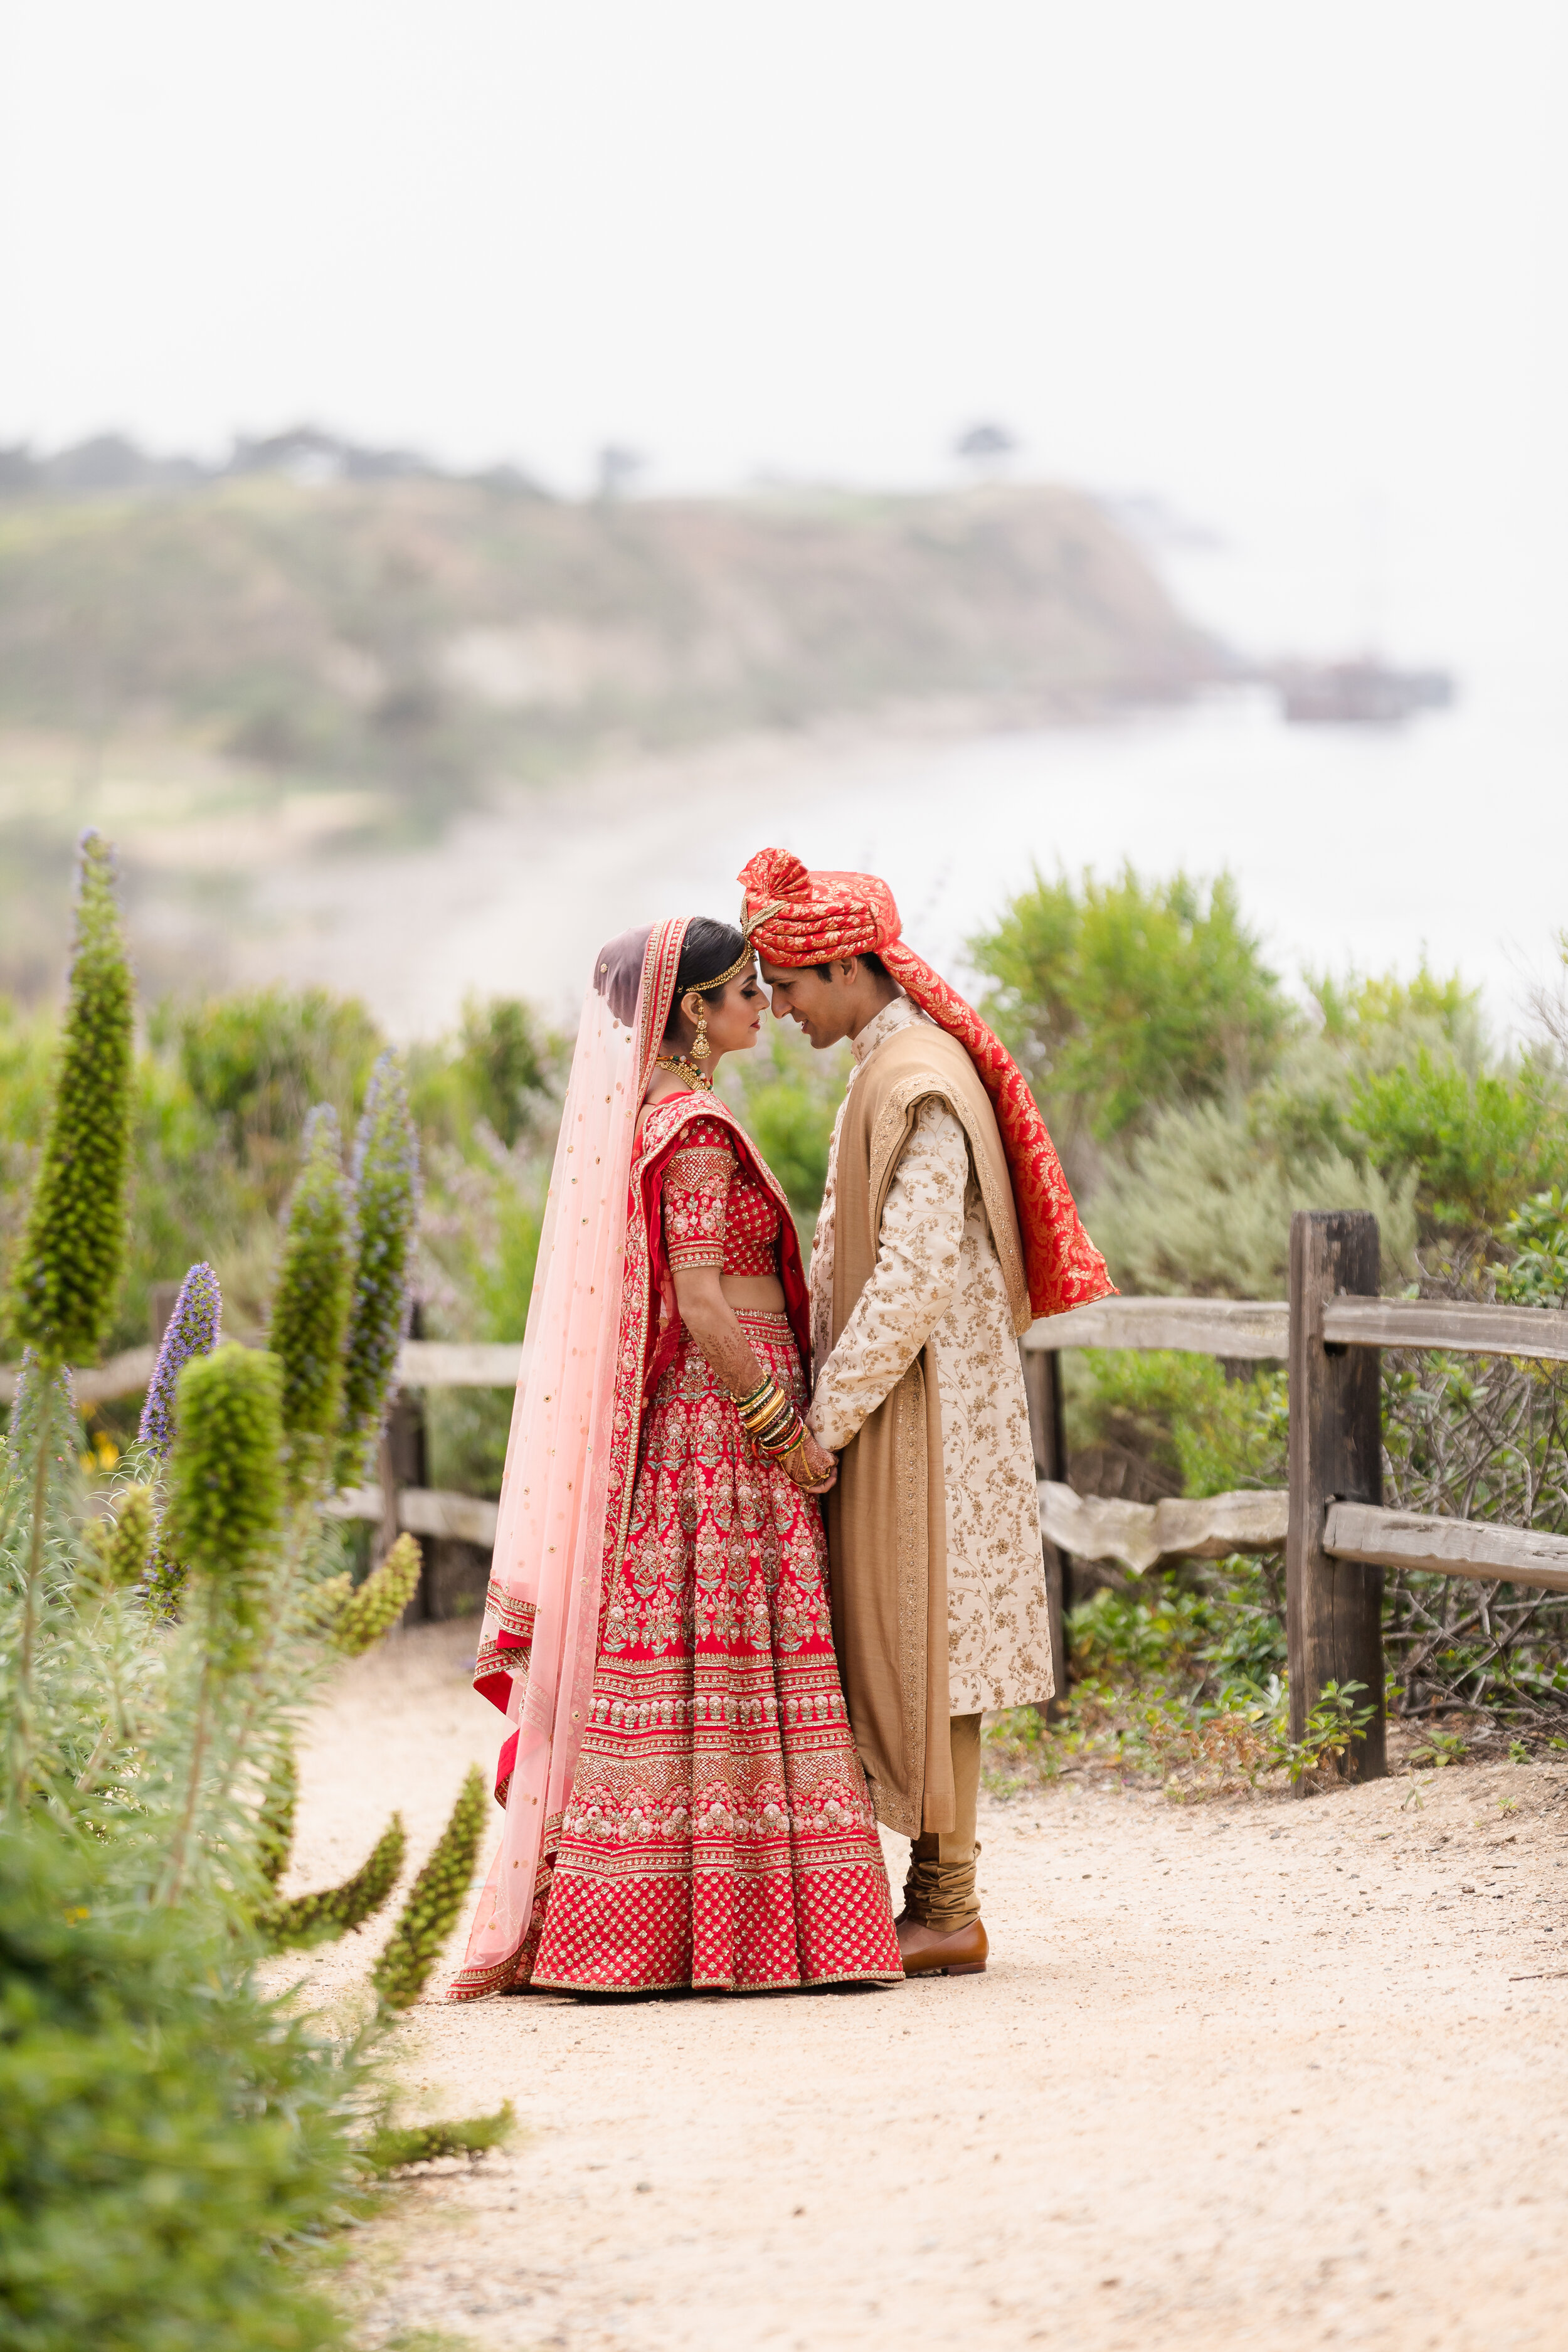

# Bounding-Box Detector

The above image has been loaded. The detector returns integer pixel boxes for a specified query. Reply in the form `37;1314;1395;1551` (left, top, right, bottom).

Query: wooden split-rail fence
9;1210;1568;1791
1025;1210;1568;1786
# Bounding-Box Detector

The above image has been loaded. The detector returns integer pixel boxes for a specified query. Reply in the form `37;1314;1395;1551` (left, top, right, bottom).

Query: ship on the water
1272;657;1456;727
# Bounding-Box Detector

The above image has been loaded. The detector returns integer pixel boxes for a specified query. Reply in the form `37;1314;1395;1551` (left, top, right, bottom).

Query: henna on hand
670;1266;769;1399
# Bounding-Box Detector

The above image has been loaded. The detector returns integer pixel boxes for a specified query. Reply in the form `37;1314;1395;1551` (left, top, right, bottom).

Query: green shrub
171;987;381;1172
736;1078;834;1210
405;995;561;1158
1496;1188;1568;1308
1086;1098;1419;1300
1066;1347;1288;1497
969;864;1288;1148
724;1024;847;1235
0;1829;352;2352
472;1181;542;1343
1068;1558;1286;1694
457;997;549;1148
1348;1051;1567;1234
0;839;505;2349
419;1149;544;1498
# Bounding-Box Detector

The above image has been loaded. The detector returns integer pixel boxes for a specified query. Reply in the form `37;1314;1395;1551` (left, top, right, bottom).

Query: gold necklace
654;1053;714;1092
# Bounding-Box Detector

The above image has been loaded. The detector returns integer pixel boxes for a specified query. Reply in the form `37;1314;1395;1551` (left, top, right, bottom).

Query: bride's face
669;964;767;1064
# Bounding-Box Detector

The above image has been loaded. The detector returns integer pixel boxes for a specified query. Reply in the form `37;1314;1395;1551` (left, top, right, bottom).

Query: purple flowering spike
138;1261;222;1457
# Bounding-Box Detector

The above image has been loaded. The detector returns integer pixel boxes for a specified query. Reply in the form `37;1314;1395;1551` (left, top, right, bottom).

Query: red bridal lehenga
449;920;901;1998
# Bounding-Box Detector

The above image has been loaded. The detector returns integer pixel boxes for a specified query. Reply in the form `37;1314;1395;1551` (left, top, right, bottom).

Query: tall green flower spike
82;1482;155;1594
9;832;134;1367
337;1054;420;1488
255;1744;298;1888
269;1105;356;1484
371;1765;486;2011
166;1344;285;1671
260;1814;406;1951
361;2103;514;2176
328;1532;422;1656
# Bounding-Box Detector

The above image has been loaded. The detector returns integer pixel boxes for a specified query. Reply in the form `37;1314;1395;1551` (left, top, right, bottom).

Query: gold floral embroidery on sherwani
808;997;1051;1715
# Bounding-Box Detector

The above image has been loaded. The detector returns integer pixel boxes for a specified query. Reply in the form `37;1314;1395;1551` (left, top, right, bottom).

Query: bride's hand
788;1429;839;1494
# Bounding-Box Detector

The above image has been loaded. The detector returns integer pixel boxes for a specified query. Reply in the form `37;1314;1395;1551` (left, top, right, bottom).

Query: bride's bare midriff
718;1274;787;1314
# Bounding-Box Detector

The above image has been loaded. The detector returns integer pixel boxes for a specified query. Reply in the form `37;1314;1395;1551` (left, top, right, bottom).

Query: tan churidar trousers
903;1712;983;1931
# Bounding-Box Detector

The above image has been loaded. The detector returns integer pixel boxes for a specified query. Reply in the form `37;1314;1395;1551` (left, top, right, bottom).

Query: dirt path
287;1623;1568;2350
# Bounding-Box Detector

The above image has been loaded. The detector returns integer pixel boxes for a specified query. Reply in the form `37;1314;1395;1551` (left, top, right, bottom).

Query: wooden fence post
1286;1209;1385;1788
1022;1347;1072;1719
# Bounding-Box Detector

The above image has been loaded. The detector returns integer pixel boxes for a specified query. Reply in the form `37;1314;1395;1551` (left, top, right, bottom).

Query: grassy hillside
0;476;1219;995
0;475;1214;776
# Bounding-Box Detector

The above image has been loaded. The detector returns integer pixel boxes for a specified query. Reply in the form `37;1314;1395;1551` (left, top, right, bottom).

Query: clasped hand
787;1424;839;1495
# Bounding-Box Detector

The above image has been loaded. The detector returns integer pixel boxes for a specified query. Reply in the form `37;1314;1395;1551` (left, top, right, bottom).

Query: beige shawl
824;1022;1029;1836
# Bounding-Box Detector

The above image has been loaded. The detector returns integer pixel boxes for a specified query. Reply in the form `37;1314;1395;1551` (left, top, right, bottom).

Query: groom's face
760;956;857;1048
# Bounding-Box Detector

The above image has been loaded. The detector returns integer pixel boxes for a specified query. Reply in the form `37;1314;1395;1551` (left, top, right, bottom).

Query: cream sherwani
806;996;1050;1714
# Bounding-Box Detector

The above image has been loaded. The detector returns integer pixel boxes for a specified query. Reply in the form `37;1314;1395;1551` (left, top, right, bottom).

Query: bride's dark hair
675;917;748;1000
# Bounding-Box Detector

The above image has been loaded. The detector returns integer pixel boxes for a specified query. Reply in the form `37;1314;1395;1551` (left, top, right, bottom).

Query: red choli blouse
660;1115;783;1278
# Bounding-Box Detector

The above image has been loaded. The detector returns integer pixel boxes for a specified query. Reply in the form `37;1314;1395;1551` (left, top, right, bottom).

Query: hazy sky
3;2;1565;1014
4;1;1561;506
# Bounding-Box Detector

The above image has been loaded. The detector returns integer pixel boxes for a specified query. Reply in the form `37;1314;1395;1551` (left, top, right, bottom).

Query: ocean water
770;670;1568;1028
250;500;1568;1039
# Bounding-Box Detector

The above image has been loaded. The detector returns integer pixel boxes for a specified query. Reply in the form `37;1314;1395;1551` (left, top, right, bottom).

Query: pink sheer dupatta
448;919;687;2000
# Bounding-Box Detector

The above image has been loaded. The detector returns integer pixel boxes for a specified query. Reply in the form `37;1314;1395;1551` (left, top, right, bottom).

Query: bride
450;916;903;1996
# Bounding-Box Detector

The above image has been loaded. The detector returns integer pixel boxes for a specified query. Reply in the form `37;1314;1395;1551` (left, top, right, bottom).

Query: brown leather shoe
895;1913;988;1976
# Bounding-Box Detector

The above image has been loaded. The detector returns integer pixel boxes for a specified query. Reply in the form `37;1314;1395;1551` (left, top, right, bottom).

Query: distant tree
226;426;432;484
596;443;645;499
953;420;1019;473
38;436;204;492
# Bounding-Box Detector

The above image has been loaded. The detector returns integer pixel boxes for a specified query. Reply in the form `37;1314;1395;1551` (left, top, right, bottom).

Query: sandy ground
231;711;996;1039
283;1621;1568;2351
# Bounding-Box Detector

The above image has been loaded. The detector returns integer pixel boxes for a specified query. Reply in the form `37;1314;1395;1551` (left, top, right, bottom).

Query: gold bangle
750;1399;796;1440
738;1383;787;1431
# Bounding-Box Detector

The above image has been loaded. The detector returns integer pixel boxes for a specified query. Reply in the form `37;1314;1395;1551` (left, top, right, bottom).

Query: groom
739;848;1112;1975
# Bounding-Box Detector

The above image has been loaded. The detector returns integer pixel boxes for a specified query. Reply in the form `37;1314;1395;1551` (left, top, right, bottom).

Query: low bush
0;839;507;2348
0;1830;351;2352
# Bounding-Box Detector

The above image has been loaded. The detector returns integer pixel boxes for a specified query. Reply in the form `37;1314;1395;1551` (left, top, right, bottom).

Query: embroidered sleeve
808;1095;848;1380
662;1118;735;1269
807;1098;968;1453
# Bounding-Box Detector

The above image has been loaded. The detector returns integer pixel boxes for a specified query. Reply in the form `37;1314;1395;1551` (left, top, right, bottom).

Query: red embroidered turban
738;845;1114;1321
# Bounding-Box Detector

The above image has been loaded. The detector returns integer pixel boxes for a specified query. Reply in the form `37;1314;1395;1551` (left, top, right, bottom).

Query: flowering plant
138;1260;222;1457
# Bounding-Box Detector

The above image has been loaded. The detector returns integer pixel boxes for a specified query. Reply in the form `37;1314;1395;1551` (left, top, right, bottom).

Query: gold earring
690;997;711;1062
